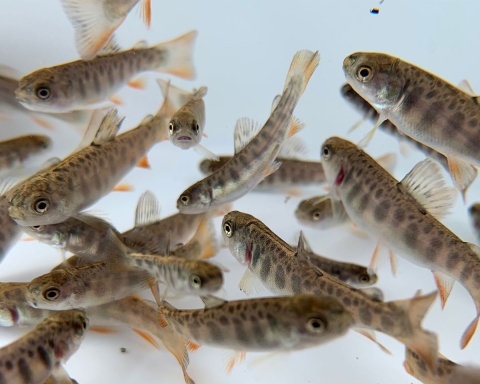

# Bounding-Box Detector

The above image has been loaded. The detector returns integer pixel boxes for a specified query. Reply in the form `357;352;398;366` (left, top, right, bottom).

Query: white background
0;0;479;383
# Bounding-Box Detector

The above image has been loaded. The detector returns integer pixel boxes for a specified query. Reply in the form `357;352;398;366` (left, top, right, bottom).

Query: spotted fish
222;210;439;368
320;136;480;349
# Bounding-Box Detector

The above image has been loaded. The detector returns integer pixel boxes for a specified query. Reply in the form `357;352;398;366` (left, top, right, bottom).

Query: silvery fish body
222;210;438;368
0;310;88;384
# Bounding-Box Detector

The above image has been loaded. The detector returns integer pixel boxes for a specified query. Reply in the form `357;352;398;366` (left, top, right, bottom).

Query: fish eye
223;221;233;237
322;145;331;160
306;317;326;333
356;66;373;82
195;124;199;132
169;123;174;134
312;211;321;221
30;225;44;231
180;194;190;205
43;287;60;301
34;199;49;214
35;87;51;100
360;274;370;283
190;274;202;288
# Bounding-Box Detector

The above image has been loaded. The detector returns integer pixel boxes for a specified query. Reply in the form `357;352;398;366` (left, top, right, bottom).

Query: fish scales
340;83;449;171
321;137;480;348
222;211;438;367
0;310;87;384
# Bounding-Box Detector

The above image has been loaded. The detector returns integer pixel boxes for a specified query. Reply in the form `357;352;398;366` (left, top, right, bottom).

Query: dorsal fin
233;117;261;154
140;114;154;125
93;108;124;145
400;158;458;220
155;78;193;111
38;157;61;173
458;79;476;96
200;295;227;308
161;300;177;311
97;35;122;55
132;40;148;49
296;231;323;276
277;137;308;159
192;86;208;99
134;190;161;227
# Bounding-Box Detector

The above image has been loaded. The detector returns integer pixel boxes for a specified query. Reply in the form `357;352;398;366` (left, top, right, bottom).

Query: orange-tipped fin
113;183;134;192
136;155;150;169
137;0;151;28
432;271;455;309
388;249;398;277
110;95;124;106
225;351;246;374
128;76;147;90
354;328;392;355
31;116;54;130
90;326;117;334
186;340;201;352
202;132;208;138
461;315;479;349
158;312;168;327
132;328;160;350
264;161;281;178
369;243;380;271
21;236;36;242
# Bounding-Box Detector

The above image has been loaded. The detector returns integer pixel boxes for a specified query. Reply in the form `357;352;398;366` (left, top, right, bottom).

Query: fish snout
343;55;357;70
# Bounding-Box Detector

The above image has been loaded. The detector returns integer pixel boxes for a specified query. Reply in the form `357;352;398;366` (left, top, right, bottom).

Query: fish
404;348;480;384
0;180;22;265
222;210;439;368
15;30;197;113
158;293;353;372
109;230;223;303
61;0;152;60
86;296;195;384
0;65;93;130
168;86;218;160
320;136;480;349
342;52;480;197
7;107;167;226
469;203;480;244
0;309;88;384
290;233;377;288
295;194;350;230
0;282;56;327
25;259;153;310
340;83;449;171
176;49;319;214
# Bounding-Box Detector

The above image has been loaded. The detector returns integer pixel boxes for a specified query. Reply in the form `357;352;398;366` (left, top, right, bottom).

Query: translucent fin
0;64;19;79
401;158;458;219
357;114;386;149
127;76;147;90
97;35;121;56
72;108;112;153
239;268;264;296
153;30;198;79
50;365;72;384
354;328;392;355
0;177;17;196
89;326;117;334
136;155;150;169
360;287;384;302
447;156;477;201
296;232;323;276
200;295;227;308
192;86;208;99
458;79;476;95
233;117;261;154
461;315;480;349
375;152;397;174
93;109;124;145
132;328;160;350
149;281;162;306
212;203;233;218
225;351;246;374
193;144;219;161
192;215;218;260
74;213;113;229
282;50;320;96
369;243;381;272
112;183;134;192
388;249;398;277
347;117;365;134
277;136;308;159
133;40;148;49
30;116;54;130
136;0;151;28
155;78;193;111
60;0;126;60
135;190;161;227
263;161;282;178
432;271;455;309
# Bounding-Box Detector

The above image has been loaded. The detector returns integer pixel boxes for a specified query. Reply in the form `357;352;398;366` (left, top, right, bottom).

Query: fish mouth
177;136;192;141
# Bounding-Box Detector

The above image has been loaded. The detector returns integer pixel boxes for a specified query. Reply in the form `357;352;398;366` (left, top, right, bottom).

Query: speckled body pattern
159;294;352;352
295;195;349;230
26;260;151;310
86;296;194;384
404;349;480;384
343;52;480;165
199;156;325;191
7;117;164;226
320;137;480;324
122;254;223;296
0;282;55;327
340;83;449;170
222;211;437;353
0;310;88;384
0;196;22;264
0;135;51;173
15;30;196;113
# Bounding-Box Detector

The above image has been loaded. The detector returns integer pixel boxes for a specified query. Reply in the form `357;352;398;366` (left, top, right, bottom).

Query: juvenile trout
222;210;439;367
0;309;88;384
320;136;480;349
16;30;197;113
343;52;480;196
0;135;52;175
176;50;319;213
295;195;350;230
158;294;352;372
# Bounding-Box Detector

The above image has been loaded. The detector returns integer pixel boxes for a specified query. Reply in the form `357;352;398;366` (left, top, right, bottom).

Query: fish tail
283;50;320;97
192;215;218;260
153;30;198;79
136;0;152;29
394;290;438;370
461;314;480;349
60;0;125;60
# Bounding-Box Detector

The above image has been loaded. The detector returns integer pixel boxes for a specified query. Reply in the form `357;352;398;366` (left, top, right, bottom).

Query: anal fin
131;328;160;349
447;156;477;201
432;270;455;309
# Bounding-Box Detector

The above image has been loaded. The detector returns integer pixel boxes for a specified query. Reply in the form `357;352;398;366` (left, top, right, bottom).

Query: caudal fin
283;50;320;97
394;291;439;370
154;30;198;79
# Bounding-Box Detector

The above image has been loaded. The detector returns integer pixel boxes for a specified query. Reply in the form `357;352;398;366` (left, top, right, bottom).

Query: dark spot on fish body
335;289;342;297
358;194;370;212
343;297;352;306
206;321;223;342
446;252;460;270
234;320;249;345
78;78;86;98
468;118;478;128
227;306;234;314
373;200;390;222
326;285;333;295
359;307;372;325
425;90;438;99
27;350;34;358
108;70;115;87
403;224;419;249
401;87;424;114
260;256;271;282
372;306;382;314
18;358;32;383
240;312;247;321
4;361;12;370
381;316;394;331
374;188;383;199
291;274;302;294
422;222;434;234
346;183;361;205
461;265;473;280
450;111;466;131
219;316;229;326
275;265;286;289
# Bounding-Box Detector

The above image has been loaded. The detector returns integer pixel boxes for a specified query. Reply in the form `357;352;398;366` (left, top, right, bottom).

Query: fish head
343;52;405;110
221;210;256;265
294;196;333;229
22;223;65;246
284;294;353;349
168;113;201;150
7;177;69;226
176;183;212;214
15;68;71;113
50;309;89;357
187;261;224;295
26;270;73;310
